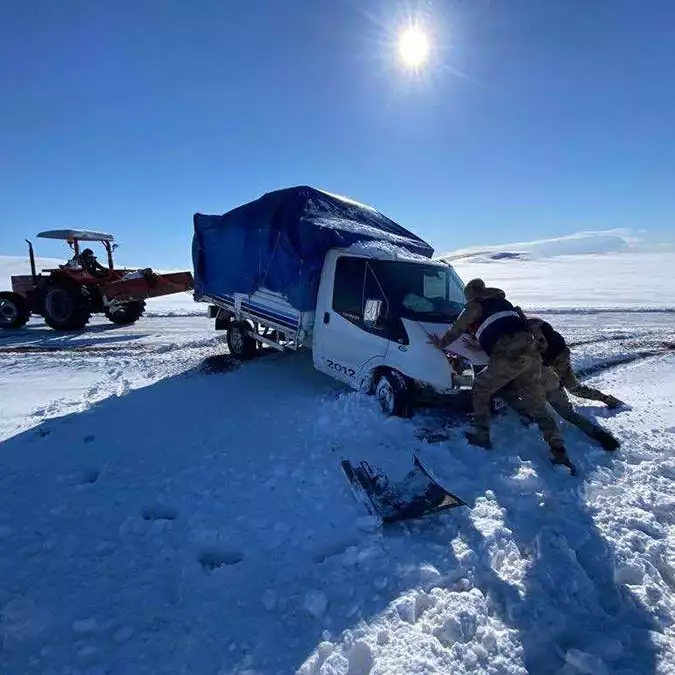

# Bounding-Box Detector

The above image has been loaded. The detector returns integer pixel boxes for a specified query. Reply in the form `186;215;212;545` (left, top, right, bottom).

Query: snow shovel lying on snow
341;453;465;524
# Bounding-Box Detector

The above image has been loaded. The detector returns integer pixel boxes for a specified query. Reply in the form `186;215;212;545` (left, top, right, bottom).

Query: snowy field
445;231;675;311
1;241;675;674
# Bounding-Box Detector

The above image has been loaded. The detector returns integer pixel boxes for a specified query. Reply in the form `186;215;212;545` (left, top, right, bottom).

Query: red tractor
0;230;194;331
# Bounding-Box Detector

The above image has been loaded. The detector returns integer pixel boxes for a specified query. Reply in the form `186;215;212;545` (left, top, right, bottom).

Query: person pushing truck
429;278;576;474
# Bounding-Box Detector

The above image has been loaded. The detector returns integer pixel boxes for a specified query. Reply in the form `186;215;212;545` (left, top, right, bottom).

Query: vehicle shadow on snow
461;487;658;673
0;353;661;674
0;351;376;674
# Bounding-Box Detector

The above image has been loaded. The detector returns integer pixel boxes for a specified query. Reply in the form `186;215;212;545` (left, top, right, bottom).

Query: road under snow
0;311;674;675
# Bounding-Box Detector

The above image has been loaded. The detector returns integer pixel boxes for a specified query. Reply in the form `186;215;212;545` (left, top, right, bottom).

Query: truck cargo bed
199;288;315;349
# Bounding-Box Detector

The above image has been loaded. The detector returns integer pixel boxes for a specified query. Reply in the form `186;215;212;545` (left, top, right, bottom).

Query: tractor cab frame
29;229;118;279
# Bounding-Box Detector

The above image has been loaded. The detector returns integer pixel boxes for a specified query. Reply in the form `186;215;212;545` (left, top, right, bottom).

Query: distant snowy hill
439;229;642;263
440;231;675;311
0;254;64;281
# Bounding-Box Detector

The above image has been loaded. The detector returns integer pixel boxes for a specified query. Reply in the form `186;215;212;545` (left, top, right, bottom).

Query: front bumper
412;353;506;415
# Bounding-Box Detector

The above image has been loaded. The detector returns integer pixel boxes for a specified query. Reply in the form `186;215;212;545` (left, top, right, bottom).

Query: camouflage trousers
472;331;564;448
531;366;605;440
548;347;614;404
505;365;617;447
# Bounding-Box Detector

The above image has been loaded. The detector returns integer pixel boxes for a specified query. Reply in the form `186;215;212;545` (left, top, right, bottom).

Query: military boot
550;446;577;475
590;426;621;451
604;394;626;409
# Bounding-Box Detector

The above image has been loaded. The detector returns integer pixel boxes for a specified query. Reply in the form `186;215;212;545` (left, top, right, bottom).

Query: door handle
323;312;330;324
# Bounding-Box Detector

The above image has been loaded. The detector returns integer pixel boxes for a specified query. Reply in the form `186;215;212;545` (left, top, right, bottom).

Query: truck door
314;256;389;387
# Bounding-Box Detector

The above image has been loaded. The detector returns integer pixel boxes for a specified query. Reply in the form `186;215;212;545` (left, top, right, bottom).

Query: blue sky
1;0;674;267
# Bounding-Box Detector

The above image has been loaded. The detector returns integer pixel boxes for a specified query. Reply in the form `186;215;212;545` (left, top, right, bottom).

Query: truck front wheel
375;370;411;418
227;321;257;360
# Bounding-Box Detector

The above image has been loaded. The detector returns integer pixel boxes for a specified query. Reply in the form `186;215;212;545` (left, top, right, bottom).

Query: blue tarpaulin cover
192;185;434;311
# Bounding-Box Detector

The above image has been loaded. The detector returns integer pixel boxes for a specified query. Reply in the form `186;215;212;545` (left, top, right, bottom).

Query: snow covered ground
0;311;674;674
1;240;675;674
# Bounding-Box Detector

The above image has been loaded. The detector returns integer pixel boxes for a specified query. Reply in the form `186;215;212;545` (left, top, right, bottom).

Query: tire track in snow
0;328;223;439
567;332;663;348
575;345;675;380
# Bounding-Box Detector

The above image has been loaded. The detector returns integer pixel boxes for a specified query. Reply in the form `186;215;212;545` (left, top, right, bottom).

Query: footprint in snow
198;548;244;572
80;468;101;485
199;354;241;375
141;505;179;522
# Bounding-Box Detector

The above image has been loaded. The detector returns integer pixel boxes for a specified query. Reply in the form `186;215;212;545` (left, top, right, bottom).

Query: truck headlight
446;352;474;390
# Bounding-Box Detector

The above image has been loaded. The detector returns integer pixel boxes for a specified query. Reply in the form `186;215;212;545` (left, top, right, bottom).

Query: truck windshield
367;260;465;323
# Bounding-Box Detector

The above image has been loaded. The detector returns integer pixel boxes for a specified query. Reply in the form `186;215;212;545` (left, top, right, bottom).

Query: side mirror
363;298;382;327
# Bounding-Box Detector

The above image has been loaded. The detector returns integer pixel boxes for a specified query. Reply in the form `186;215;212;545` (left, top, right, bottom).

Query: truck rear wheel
105;301;146;325
227;321;257;360
42;285;91;331
375;370;411;418
0;291;30;329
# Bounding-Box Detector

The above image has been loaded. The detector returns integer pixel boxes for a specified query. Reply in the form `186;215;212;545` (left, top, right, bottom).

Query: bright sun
398;27;430;69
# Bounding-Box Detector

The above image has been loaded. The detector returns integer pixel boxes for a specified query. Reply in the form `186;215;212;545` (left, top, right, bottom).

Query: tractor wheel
105;301;146;325
42;284;91;331
226;321;257;360
0;291;30;329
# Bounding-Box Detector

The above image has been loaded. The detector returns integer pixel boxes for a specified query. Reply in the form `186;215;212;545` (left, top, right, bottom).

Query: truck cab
311;249;489;415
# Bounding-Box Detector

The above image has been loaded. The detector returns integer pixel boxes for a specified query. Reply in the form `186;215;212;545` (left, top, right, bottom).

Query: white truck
192;186;490;417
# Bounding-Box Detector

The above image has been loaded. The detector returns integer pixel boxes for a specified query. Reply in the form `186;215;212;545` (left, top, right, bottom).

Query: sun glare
398;26;430;69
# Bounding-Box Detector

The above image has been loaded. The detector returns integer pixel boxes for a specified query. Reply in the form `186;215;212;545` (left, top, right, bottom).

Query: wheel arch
360;357;414;395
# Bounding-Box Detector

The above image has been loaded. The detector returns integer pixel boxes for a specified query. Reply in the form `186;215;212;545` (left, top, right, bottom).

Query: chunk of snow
614;561;645;585
114;626;134;643
565;649;609;675
261;590;278;611
303;590;328;618
72;618;98;633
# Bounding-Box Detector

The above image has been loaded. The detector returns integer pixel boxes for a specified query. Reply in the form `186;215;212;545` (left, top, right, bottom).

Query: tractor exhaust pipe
25;240;37;281
104;241;114;271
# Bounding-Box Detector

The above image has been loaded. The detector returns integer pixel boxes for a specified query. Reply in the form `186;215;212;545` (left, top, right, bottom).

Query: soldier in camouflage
515;310;625;409
429;278;576;474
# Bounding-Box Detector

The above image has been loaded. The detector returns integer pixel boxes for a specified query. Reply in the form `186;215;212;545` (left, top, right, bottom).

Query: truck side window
333;257;366;322
363;262;407;343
